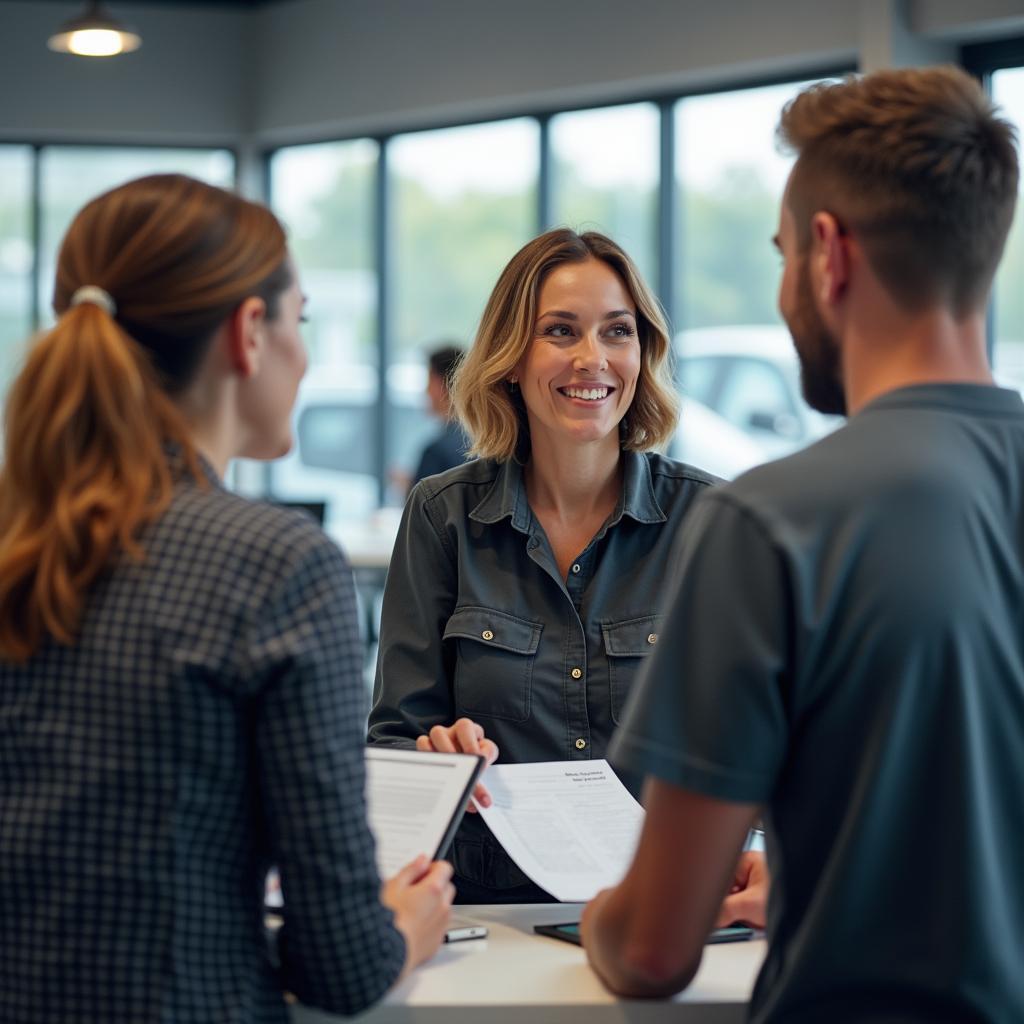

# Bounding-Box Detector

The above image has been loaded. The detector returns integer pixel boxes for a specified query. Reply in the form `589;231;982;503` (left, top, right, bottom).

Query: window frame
0;139;239;333
961;35;1024;361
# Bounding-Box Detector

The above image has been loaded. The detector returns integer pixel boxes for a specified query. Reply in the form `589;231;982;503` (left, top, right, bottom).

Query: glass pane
268;139;380;523
38;147;234;324
388;118;538;486
0;146;32;394
992;67;1024;390
549;103;659;283
673;80;840;471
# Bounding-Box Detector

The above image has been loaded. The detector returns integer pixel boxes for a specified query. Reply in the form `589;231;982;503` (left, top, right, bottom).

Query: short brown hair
778;66;1019;316
427;344;464;387
451;229;679;461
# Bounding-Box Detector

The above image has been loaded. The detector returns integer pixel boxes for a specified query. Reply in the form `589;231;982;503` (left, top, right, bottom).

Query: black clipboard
266;747;483;914
366;746;485;863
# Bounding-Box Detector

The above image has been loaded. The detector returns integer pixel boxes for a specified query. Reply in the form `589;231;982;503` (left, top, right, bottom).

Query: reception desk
291;903;764;1023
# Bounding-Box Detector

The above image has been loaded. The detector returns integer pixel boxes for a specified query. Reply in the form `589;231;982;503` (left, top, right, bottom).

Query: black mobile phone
533;922;755;946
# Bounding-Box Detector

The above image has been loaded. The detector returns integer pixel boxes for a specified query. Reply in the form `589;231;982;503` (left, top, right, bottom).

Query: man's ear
809;211;850;309
226;296;267;379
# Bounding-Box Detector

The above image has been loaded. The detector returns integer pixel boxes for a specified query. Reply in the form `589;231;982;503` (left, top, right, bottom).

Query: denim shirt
369;450;717;896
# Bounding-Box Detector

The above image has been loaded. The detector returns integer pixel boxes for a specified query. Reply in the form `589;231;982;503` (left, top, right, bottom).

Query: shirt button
575;738;587;750
571;667;582;679
482;630;494;641
647;633;658;645
571;563;581;574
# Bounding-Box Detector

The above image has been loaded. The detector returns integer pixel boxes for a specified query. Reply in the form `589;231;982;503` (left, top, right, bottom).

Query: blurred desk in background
333;507;402;572
331;509;403;672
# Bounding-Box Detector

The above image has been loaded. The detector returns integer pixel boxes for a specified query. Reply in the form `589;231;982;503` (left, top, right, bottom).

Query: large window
673;80;839;465
674;81;807;332
0;145;234;407
387;118;539;480
992;66;1024;389
268;140;380;521
549;103;659;283
0;147;32;389
38;147;234;326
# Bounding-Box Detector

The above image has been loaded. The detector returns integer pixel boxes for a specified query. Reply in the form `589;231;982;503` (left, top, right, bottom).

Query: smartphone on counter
445;918;488;942
533;922;754;946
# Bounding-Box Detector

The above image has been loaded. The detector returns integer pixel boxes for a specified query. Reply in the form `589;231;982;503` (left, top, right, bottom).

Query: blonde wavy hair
0;174;290;661
451;229;679;462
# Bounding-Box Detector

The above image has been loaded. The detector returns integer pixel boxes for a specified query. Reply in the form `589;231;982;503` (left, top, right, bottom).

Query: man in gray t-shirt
581;68;1022;1024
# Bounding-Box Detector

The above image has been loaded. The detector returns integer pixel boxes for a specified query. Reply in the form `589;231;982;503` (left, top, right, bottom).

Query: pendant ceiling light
47;2;142;57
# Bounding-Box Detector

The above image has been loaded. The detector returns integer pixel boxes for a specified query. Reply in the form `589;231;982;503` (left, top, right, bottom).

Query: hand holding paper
415;717;499;810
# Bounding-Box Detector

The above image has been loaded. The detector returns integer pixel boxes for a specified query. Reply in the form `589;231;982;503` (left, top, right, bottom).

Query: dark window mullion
657;99;676;331
375;140;390;507
30;145;42;333
537;114;552;233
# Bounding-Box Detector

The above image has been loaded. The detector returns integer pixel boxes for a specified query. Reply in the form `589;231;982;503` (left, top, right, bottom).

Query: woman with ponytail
0;174;452;1024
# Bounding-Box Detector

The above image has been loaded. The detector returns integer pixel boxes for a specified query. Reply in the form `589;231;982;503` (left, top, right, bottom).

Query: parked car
270;364;435;528
671;395;765;479
674;325;842;459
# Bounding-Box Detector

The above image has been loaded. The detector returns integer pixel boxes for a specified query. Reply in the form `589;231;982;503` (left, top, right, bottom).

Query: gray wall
252;0;1024;145
0;0;1022;151
914;0;1024;42
0;1;251;144
252;0;860;145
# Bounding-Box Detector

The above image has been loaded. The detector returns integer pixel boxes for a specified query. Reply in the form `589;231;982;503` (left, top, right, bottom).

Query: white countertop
291;903;764;1023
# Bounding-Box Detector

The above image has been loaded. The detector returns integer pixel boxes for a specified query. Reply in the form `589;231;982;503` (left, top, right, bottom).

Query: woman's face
239;257;308;459
515;257;641;453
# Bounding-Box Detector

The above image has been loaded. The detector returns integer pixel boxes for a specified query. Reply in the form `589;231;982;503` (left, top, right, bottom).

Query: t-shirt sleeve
609;491;792;804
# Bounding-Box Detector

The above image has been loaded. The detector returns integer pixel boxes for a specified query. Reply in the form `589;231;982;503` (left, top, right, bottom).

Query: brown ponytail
0;174;290;660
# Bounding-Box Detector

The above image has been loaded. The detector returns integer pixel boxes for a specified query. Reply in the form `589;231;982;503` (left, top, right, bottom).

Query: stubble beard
790;257;847;417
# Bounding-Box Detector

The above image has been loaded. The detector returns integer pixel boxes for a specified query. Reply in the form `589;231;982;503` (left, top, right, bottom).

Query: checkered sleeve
248;533;406;1015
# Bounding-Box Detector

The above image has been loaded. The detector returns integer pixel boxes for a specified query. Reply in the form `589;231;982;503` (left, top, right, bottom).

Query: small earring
507;376;518;388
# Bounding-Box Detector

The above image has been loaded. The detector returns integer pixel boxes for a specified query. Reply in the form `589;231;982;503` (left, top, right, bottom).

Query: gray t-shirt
611;383;1024;1024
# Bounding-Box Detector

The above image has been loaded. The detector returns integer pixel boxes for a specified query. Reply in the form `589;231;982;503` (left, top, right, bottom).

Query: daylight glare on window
992;67;1024;390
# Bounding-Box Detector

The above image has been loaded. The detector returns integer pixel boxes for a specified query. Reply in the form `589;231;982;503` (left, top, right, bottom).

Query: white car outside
674;324;842;459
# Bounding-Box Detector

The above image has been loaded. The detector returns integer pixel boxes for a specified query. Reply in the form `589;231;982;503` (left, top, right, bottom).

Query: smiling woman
519;259;642;456
369;228;769;920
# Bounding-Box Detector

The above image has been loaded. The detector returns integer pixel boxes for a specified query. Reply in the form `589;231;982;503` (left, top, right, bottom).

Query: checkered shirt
0;459;405;1023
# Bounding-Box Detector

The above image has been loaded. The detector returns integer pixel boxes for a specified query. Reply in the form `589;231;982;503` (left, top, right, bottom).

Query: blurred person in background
411;343;471;487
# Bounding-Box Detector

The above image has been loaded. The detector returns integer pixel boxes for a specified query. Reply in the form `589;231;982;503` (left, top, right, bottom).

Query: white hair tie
70;285;116;317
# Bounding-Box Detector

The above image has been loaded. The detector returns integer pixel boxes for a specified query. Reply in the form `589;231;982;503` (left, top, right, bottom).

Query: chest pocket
444;606;543;723
602;614;661;724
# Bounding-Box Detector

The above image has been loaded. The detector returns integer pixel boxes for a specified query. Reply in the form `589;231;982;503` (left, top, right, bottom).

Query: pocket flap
443;606;542;656
602;615;662;657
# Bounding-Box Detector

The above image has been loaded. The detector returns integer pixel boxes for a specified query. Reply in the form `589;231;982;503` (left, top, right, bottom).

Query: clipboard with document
266;746;483;910
364;746;484;877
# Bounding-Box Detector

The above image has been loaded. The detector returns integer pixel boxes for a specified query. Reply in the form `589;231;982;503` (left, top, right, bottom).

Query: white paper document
365;747;482;879
477;759;644;902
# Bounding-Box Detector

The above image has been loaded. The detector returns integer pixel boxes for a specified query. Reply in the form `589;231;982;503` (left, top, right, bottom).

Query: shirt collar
469;450;666;531
164;440;223;489
858;382;1024;419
